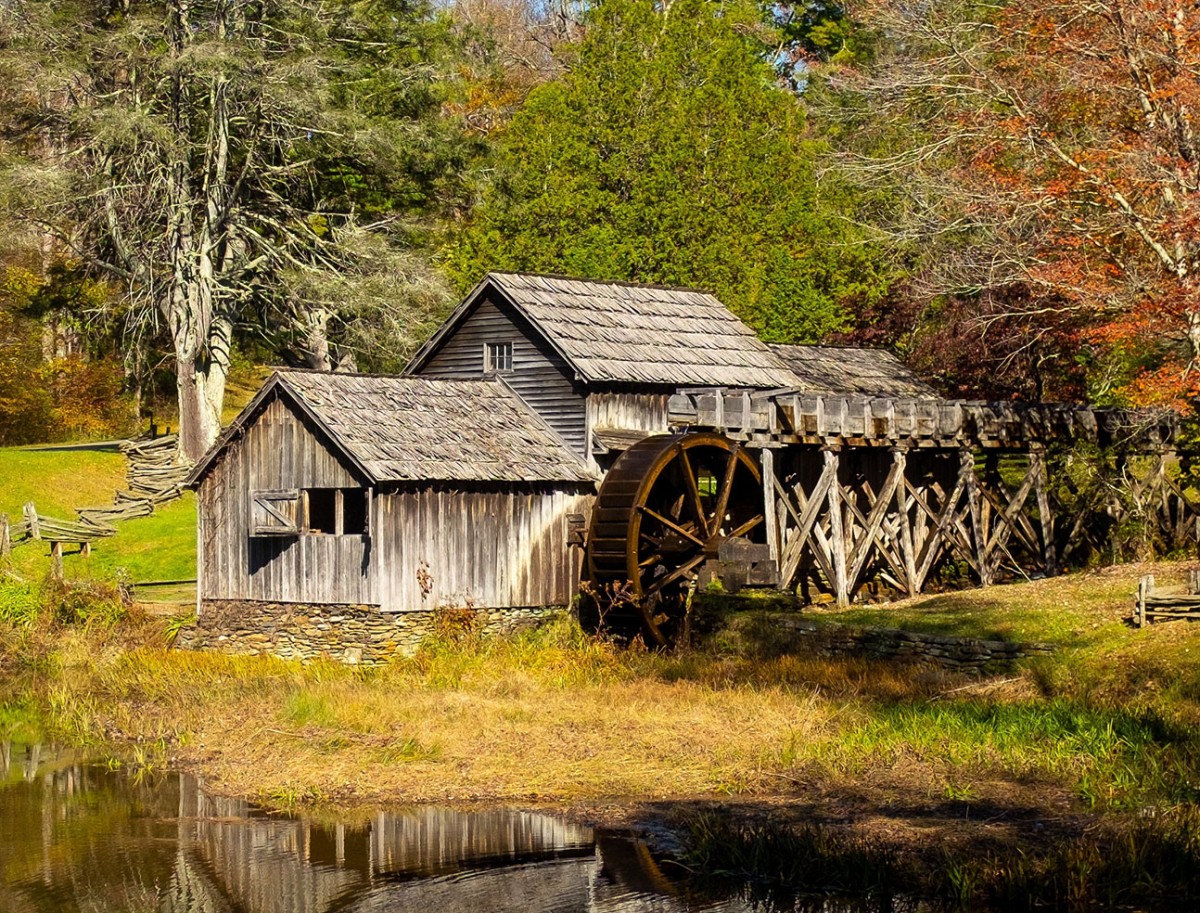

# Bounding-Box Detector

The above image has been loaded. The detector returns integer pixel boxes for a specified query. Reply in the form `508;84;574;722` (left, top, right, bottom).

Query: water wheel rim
624;433;761;598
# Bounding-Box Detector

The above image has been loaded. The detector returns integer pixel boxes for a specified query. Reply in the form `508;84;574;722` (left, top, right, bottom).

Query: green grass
821;568;1157;646
0;446;126;519
84;495;196;583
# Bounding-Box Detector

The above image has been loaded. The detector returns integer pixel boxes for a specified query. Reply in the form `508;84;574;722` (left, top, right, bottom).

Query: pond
4;740;905;913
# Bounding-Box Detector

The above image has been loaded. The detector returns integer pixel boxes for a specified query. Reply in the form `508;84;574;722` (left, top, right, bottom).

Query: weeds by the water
683;809;903;902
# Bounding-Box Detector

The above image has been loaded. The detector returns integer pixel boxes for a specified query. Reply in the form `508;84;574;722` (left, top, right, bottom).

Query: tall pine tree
447;0;889;342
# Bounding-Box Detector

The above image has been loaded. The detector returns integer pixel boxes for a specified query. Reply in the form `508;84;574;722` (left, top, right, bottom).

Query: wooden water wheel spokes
587;432;765;646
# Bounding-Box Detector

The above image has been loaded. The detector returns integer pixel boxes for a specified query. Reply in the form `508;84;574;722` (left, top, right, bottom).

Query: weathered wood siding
413;292;588;455
198;395;376;606
373;486;593;612
587;390;673;435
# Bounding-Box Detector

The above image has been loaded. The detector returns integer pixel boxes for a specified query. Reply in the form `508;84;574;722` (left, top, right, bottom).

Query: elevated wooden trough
584;389;1198;642
668;390;1177;451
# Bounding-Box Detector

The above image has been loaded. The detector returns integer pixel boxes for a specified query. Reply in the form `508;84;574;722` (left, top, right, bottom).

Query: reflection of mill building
0;757;733;913
165;777;724;913
186;271;1190;656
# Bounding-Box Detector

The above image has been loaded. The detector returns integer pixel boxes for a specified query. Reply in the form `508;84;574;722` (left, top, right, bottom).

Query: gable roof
768;344;938;398
186;371;595;487
407;272;802;388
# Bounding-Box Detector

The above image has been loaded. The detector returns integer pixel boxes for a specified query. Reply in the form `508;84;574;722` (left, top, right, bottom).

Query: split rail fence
2;435;190;577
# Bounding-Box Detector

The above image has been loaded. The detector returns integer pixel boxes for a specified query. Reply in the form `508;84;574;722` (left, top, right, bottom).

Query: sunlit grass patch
0;446;125;519
803;697;1199;808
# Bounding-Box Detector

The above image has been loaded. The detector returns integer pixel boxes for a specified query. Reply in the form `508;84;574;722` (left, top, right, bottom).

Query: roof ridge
490;270;720;298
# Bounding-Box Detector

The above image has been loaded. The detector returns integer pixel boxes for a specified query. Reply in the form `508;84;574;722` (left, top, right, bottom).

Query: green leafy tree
446;0;889;342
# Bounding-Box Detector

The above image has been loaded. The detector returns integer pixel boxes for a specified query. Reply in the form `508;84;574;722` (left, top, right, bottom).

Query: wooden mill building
186;272;946;658
186;370;594;620
406;272;806;466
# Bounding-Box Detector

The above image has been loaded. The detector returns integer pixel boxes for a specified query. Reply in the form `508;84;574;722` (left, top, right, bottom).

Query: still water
0;741;788;913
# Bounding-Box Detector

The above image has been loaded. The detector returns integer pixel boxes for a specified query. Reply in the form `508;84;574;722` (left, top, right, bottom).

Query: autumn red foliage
851;0;1200;406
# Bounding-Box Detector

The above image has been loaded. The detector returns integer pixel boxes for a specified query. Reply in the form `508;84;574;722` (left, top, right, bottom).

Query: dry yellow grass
6;563;1200;816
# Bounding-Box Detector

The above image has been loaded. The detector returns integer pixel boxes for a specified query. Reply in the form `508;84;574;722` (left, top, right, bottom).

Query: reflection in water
0;742;758;913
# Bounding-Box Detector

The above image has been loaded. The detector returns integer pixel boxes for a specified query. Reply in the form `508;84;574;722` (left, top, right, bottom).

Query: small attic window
484;341;513;373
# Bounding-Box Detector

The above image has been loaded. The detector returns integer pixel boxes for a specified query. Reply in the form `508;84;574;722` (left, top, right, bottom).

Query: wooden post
49;541;63;580
964;450;991;587
761;448;780;568
23;502;39;540
892;448;917;595
80;541;91;558
824;447;849;607
1031;445;1057;577
1136;574;1154;627
0;513;9;559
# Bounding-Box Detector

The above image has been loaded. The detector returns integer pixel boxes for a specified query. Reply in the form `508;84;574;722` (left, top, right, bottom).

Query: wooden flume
585;390;1199;644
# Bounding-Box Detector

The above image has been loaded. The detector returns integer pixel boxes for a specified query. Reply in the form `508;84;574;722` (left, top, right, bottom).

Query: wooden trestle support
671;392;1200;610
763;445;1059;606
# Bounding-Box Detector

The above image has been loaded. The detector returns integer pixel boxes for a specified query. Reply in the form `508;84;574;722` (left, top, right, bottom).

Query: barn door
250;489;300;536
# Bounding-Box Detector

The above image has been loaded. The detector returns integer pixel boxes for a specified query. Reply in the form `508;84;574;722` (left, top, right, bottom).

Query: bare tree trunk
176;314;232;461
299;306;333;370
166;0;236;463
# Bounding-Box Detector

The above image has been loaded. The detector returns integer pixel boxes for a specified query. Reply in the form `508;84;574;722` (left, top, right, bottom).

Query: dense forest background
0;0;1195;457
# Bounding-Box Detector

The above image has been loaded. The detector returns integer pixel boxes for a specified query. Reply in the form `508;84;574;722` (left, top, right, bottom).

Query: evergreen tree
446;0;889;342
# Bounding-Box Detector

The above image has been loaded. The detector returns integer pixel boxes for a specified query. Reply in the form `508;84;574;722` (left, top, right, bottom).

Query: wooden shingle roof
188;371;594;486
408;272;802;388
768;344;938;398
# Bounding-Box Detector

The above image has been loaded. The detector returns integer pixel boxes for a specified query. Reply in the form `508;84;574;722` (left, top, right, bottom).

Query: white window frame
483;341;513;373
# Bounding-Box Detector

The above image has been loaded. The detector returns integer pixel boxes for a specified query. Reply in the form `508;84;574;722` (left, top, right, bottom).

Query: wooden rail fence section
670;390;1199;607
1134;573;1200;627
76;435;189;529
2;435;189;576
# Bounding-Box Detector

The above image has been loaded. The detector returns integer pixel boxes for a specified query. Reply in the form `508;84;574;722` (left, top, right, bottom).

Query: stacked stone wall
722;613;1055;677
177;600;562;665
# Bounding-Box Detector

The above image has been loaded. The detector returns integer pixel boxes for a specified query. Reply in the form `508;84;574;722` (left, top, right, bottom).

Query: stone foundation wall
176;600;564;665
723;613;1055;677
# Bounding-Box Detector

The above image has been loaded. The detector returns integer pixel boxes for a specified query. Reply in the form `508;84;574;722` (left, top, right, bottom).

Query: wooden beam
847;454;907;595
761;448;780;566
23;502;39;541
824;448;849;607
910;455;971;592
980;456;1040;580
892;449;917;594
775;460;837;588
1031;446;1057;576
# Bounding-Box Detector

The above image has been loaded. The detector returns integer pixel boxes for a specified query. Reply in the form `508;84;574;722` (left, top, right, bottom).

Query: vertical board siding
413;293;588;456
200;395;375;606
587;390;673;435
373;486;594;612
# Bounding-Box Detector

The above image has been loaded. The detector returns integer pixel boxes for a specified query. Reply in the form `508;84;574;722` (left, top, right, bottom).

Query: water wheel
585;432;765;646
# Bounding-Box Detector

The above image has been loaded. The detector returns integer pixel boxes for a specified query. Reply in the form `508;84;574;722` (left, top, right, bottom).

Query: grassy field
0;446;127;519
